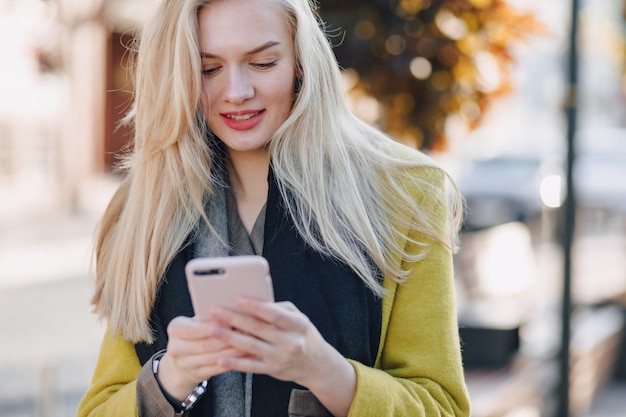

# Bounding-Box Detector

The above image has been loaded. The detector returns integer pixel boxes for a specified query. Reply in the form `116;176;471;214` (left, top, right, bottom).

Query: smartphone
185;255;274;321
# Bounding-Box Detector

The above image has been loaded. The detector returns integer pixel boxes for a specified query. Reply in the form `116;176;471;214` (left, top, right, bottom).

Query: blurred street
0;211;105;417
456;205;626;416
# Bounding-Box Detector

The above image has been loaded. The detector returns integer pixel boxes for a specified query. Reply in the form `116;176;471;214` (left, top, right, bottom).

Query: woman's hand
156;316;246;401
208;298;357;416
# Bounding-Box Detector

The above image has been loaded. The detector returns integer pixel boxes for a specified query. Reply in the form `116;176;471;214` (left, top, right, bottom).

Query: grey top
226;187;266;257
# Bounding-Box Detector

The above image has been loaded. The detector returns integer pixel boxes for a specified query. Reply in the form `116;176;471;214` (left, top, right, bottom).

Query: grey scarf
194;185;253;417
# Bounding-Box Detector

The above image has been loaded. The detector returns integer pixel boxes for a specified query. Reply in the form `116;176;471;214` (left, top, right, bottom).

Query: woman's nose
224;68;254;104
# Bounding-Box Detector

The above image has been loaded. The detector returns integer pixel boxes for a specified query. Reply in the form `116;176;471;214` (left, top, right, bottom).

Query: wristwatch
152;350;208;415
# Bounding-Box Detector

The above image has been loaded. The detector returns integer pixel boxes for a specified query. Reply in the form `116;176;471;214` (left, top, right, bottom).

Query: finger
275;301;299;312
210;307;282;343
168;346;248;378
234;299;309;333
172;346;245;368
216;354;269;375
216;325;278;356
167;332;230;356
214;324;308;372
214;340;305;378
167;316;224;340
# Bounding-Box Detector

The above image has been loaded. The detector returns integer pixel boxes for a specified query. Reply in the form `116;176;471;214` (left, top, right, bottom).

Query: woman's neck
227;150;270;233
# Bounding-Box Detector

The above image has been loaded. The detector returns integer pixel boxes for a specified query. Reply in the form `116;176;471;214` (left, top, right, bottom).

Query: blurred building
0;0;155;222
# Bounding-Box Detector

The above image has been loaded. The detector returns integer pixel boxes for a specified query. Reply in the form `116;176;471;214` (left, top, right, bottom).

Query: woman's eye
202;67;220;77
253;61;277;69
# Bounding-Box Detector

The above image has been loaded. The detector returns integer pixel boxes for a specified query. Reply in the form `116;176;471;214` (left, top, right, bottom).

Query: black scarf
135;170;382;417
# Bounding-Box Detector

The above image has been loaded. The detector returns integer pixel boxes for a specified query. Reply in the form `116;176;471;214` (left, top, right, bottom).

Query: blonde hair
93;0;462;343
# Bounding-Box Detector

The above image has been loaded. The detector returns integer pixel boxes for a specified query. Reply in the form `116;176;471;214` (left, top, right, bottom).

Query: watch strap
151;349;208;415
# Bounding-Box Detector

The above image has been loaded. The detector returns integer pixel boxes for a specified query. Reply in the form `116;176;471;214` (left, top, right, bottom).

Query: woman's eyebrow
200;40;281;59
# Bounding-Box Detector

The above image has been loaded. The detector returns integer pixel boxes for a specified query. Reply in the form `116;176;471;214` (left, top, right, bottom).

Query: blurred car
456;128;626;232
456;155;557;231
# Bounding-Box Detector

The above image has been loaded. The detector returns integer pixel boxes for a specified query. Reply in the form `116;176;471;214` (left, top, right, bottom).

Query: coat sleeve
76;325;142;417
347;168;471;417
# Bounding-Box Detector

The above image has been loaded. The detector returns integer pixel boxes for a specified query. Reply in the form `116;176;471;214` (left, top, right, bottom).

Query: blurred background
0;0;625;416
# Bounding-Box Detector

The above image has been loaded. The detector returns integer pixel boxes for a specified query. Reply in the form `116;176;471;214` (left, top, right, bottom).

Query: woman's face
198;0;296;159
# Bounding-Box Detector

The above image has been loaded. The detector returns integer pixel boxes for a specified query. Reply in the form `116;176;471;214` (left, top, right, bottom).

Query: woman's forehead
198;0;292;52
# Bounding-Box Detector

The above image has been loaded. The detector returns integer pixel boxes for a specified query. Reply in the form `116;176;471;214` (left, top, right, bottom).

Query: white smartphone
185;255;274;321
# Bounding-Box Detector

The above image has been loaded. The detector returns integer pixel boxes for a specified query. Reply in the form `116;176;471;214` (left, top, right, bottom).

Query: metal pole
557;0;579;416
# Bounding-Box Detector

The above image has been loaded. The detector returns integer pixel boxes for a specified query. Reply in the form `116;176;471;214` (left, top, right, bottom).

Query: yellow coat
77;168;471;417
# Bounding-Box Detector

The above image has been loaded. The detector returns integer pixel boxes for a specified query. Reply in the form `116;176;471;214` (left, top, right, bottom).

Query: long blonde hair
93;0;462;343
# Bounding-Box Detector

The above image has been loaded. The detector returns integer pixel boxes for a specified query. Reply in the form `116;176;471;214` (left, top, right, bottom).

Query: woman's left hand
208;298;356;416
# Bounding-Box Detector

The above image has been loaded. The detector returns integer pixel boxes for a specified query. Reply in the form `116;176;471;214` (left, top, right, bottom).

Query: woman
77;0;470;416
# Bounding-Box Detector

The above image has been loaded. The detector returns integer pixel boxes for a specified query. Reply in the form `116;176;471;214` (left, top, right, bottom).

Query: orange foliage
320;0;545;149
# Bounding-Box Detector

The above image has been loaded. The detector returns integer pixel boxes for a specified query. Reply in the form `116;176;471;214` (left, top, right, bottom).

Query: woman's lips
221;110;265;131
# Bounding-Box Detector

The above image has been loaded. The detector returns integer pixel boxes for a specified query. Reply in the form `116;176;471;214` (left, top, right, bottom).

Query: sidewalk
0;211;105;417
0;275;105;417
587;379;626;417
0;174;119;416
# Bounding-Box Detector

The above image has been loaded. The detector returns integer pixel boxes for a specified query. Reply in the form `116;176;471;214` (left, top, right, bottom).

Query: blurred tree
318;0;543;150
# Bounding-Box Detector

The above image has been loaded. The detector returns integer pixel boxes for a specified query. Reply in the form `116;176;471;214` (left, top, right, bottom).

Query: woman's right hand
155;315;243;400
